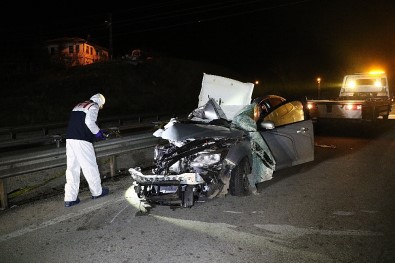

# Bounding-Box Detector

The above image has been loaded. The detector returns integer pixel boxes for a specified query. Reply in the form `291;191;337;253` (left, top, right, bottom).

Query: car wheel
229;157;251;196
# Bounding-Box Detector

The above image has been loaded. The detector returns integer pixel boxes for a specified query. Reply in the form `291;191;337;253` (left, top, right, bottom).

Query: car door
260;101;315;170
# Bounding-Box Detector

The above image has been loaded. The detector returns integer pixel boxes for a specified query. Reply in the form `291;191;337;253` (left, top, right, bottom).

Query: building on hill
46;37;109;67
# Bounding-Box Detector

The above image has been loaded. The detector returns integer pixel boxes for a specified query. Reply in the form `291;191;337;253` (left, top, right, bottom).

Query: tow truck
307;71;392;125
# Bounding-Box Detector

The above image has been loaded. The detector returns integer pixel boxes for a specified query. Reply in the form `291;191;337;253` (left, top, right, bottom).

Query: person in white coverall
64;93;109;207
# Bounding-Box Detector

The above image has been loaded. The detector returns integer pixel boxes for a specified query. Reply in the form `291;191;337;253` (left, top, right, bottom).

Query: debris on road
315;143;336;149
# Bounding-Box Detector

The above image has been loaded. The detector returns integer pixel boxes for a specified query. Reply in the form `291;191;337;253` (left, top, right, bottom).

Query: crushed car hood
153;74;253;142
158;122;244;141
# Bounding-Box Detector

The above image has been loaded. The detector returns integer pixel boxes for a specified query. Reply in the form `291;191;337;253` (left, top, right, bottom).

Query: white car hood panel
198;73;254;120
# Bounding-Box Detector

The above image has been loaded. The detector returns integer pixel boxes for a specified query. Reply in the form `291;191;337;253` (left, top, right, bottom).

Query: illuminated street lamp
316;77;321;99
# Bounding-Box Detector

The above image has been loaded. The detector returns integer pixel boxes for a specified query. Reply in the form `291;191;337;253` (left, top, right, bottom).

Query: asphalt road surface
0;120;395;263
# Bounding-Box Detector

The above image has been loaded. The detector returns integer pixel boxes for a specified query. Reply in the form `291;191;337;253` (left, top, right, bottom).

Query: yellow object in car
264;101;305;126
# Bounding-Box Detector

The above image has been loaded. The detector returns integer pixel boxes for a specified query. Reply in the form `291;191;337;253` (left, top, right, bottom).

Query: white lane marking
333;211;355;216
255;224;383;239
223;210;243;214
0;196;124;242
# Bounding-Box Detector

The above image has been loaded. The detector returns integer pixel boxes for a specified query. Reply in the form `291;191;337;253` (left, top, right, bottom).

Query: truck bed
307;98;391;121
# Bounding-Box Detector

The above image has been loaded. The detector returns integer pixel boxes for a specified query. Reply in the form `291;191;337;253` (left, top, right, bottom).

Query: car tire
229;157;251;196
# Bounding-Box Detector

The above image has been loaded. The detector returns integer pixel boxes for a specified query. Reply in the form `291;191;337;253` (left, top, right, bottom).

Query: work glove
95;129;108;141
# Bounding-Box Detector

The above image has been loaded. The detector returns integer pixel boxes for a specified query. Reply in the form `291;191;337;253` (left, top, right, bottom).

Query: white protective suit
64;93;106;202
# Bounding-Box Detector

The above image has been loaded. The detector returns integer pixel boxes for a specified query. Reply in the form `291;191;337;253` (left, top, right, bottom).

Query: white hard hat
90;93;105;109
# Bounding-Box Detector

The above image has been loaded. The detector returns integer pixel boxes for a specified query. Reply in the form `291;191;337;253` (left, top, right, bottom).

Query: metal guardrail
0;133;164;210
0;112;186;140
0;122;156;153
0;122;67;140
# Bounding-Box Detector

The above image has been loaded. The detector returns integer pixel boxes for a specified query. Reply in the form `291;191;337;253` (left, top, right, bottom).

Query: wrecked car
129;73;314;208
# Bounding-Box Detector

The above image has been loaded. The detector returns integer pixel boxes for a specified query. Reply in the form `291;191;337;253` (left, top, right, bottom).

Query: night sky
2;0;395;84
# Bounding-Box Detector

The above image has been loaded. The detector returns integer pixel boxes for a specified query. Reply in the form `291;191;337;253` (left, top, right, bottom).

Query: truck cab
340;72;390;100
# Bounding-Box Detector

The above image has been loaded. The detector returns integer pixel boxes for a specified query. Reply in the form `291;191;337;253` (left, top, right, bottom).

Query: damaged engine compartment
129;111;251;207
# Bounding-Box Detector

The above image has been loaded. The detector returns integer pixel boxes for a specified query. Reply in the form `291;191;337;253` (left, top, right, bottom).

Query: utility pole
316;77;321;99
105;13;113;60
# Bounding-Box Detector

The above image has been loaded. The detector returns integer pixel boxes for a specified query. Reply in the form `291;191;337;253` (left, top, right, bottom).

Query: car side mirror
259;120;275;130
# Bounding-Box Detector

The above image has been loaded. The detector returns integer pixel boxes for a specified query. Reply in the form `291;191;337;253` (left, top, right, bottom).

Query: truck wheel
313;122;321;135
229;157;251;196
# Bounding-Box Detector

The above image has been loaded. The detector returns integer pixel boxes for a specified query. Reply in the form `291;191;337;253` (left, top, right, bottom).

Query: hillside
1;57;249;127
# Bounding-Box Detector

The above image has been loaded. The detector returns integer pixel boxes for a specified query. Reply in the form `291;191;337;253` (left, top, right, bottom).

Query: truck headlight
346;80;356;88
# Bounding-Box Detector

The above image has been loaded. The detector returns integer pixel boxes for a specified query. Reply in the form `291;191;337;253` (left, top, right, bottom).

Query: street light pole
105;13;113;60
317;77;321;99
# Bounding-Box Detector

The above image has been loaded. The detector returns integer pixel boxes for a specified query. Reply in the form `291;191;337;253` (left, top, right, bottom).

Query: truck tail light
307;102;315;110
345;104;362;110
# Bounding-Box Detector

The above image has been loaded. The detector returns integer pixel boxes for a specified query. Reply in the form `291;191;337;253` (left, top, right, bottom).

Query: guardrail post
0;179;8;210
52;135;63;148
109;155;116;177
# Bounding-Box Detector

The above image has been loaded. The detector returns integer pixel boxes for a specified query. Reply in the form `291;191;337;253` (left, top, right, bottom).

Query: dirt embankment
0;57;245;128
